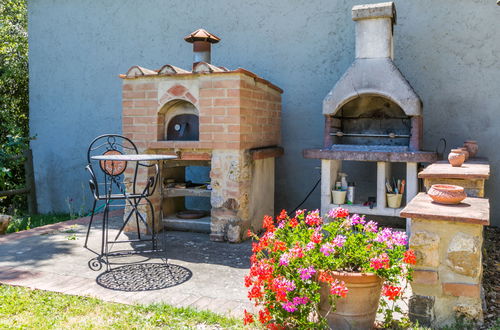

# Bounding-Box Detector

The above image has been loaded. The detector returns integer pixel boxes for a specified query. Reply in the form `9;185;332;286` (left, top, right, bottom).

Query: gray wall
28;0;500;225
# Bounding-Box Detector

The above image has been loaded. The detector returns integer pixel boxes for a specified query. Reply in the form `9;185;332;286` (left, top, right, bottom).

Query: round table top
91;154;178;161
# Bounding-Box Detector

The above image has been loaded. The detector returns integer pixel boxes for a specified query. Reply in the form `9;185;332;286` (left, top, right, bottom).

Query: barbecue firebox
304;2;436;222
121;29;283;242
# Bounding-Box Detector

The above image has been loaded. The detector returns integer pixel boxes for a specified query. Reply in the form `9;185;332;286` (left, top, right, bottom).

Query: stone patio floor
0;210;255;318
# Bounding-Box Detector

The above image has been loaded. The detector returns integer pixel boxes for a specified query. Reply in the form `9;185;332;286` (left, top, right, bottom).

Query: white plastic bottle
339;173;348;191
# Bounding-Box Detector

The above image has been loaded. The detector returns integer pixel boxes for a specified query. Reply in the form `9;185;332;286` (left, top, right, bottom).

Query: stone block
410;230;440;268
454;297;483;322
211;208;238;219
226;225;241;243
413;270;439;285
446;232;480;278
409;295;435;327
442;283;480;298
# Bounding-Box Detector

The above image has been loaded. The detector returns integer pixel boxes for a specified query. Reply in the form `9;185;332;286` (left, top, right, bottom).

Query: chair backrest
87;134;139;195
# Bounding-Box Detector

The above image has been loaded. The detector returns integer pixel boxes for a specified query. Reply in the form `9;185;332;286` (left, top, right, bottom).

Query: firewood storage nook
303;2;437;227
121;29;283;242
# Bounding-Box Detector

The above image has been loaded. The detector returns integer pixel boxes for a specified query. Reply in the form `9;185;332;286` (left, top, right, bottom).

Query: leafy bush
0;0;29;213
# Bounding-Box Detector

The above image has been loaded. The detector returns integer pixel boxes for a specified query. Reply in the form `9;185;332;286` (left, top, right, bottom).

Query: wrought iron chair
84;134;159;257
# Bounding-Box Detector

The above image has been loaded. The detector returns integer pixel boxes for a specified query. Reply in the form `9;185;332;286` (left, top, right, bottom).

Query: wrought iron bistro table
88;154;177;271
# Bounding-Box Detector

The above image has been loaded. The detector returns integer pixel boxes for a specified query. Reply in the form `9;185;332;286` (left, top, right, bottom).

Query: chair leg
101;202;108;256
135;198;141;240
84;199;97;248
145;197;156;250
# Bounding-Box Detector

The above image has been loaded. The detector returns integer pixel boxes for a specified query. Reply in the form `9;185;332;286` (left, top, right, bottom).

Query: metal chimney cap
184;29;220;44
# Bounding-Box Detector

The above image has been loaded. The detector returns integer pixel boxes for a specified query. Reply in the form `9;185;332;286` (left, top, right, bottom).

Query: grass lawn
6;213;74;233
0;285;244;329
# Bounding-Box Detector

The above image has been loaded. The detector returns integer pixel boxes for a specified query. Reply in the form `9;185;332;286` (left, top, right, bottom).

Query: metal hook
436;138;447;160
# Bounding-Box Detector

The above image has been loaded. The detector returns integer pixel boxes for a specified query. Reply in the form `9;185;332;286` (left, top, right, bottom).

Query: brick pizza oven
121;29;283;242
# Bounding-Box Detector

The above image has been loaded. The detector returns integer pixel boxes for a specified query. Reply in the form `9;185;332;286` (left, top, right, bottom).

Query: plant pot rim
430;184;464;193
329;270;378;277
327;271;383;284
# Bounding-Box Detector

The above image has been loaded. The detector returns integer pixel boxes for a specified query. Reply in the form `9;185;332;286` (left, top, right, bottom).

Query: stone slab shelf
163;214;211;233
400;192;489;225
418;158;490;198
418;158;489;179
163;187;211;198
303;145;437;163
327;203;403;217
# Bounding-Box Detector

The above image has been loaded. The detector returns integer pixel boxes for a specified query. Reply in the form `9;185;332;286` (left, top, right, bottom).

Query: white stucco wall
28;0;500;225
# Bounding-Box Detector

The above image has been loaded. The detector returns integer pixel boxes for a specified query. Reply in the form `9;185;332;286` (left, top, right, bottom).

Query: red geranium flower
272;240;287;252
330;279;348;298
403;249;417;265
310;230;323;244
243;310;254;325
383;285;402;300
277;209;288;221
318;271;334;284
263;215;276;232
370;253;390;270
259;308;272;324
248;284;263;299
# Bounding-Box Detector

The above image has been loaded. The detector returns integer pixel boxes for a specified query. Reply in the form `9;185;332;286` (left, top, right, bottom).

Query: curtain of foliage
0;0;29;212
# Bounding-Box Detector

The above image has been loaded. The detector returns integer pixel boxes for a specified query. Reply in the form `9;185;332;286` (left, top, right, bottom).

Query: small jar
463;140;478;158
448;149;465;167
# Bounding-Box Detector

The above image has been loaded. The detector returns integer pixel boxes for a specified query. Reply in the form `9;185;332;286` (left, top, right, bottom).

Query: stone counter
401;193;489;327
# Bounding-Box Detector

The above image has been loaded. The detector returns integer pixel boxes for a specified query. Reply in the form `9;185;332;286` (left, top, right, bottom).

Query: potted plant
244;208;416;329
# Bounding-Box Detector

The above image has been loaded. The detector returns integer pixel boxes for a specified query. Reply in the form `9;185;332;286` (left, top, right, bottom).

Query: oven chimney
352;2;396;59
184;29;220;66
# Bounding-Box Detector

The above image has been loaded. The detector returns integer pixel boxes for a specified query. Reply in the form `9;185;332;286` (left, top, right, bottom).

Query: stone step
163;215;211;233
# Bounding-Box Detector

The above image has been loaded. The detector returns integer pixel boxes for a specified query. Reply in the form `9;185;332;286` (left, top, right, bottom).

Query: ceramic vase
463;140;478;158
448;149;465;167
428;184;467;204
319;272;382;330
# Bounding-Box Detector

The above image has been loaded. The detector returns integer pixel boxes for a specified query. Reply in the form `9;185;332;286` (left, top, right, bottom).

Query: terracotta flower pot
464;140;478;158
0;215;12;235
428;184;467;205
319;272;382;330
448;149;465;167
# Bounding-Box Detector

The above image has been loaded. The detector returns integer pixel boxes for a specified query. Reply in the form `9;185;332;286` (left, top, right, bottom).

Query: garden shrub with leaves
0;0;29;213
244;208;416;329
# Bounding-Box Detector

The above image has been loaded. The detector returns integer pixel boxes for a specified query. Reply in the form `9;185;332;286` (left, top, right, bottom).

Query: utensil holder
386;193;403;208
332;190;347;204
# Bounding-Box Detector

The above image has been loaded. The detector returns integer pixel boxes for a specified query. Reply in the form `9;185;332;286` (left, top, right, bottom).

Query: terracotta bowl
428;184;467;205
176;210;208;219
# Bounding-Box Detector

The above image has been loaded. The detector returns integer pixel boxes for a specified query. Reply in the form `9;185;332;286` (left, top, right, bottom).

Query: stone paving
0;210;255;318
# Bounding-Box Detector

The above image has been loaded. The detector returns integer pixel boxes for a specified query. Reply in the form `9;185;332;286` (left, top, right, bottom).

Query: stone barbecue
304;2;437;221
120;29;283;242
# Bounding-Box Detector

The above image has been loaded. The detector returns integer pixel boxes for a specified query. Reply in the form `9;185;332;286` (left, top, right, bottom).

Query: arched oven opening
159;100;199;141
330;95;411;147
